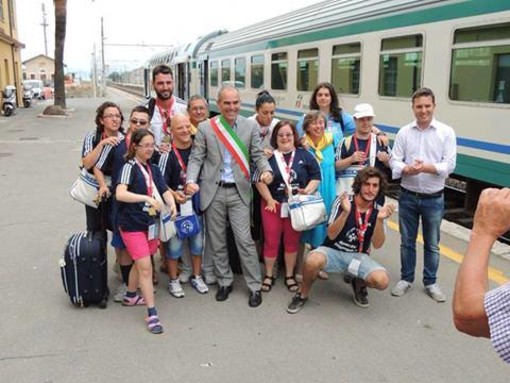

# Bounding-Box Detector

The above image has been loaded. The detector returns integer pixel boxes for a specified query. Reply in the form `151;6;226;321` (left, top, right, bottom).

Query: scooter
22;85;33;108
2;85;16;116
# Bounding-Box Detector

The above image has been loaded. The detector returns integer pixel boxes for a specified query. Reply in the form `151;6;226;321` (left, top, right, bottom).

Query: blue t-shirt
117;159;169;232
266;147;321;203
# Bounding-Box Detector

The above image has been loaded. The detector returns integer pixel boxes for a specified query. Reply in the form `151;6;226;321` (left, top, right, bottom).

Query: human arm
82;134;120;170
256;182;278;213
185;122;207;195
162;189;177;218
371;204;395;249
93;166;110;199
327;193;351;240
116;183;160;211
453;188;510;338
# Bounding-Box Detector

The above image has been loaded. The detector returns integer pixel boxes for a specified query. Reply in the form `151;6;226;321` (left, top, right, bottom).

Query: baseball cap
353;103;375;119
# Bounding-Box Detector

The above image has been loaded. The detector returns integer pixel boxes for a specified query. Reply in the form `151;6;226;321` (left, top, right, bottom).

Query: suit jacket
187;115;271;210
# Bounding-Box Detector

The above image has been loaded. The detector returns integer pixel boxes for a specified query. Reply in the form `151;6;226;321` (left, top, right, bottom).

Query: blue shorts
314;246;386;280
165;225;204;260
111;231;126;250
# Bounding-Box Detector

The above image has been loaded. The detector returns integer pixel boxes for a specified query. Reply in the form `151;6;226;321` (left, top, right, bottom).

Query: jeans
398;191;444;286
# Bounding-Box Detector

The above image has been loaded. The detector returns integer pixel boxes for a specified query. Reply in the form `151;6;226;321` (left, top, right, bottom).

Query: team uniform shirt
265;148;321;203
484;283;510;363
336;134;390;171
390;118;456;194
158;146;201;215
322;196;379;254
117;159;169;232
145;97;187;147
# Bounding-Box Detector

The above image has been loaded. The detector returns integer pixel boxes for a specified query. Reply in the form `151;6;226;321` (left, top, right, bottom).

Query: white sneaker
425;283;446;302
168;279;185;298
190;275;209;294
179;270;192;284
391;280;413;297
203;272;217;285
113;284;127;302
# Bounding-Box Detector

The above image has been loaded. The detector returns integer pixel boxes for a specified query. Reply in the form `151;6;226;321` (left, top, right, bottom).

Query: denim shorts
165;225;204;260
314;246;386;280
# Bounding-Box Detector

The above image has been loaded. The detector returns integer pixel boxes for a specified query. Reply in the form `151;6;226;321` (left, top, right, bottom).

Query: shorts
120;230;159;261
111;231;126;250
165;224;204;260
314;246;386;280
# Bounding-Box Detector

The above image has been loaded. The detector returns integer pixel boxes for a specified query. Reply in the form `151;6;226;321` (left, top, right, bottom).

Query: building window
331;42;361;95
251;55;264;89
271;52;288;90
296;48;318;91
450;23;510;103
378;34;423;97
210;61;218;87
221;59;231;84
234;57;245;88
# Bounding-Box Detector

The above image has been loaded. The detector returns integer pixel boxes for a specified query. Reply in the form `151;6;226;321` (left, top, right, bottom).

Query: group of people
79;64;459;336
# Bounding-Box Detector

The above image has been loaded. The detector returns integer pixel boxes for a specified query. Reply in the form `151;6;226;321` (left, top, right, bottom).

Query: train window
221;59;231;84
251;55;264;89
378;35;422;97
297;48;319;91
450;23;510;104
210;61;218;87
235;58;246;89
271;52;288;90
331;42;361;95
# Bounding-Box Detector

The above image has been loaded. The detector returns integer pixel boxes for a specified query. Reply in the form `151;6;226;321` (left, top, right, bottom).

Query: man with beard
286;167;395;313
146;64;187;149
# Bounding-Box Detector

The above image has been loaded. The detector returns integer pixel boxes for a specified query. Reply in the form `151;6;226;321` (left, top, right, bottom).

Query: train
118;0;510;209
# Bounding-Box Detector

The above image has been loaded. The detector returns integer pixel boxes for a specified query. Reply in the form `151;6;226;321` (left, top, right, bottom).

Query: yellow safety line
387;220;508;285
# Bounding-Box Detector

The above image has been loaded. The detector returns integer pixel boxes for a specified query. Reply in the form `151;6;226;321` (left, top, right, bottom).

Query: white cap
353;103;375;119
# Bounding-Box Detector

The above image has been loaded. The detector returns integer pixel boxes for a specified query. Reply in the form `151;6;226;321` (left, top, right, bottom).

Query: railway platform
0;90;508;382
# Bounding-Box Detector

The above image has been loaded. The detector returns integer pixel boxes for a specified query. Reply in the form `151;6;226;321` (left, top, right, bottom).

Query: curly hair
352;166;387;198
94;101;125;133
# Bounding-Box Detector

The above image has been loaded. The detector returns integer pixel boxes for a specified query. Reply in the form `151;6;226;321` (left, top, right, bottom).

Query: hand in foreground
472;188;510;239
264;198;279;213
185;182;200;195
260;171;273;185
339;192;351;213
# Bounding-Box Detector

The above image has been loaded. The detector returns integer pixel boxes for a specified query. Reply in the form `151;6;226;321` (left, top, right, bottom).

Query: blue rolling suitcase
60;231;109;308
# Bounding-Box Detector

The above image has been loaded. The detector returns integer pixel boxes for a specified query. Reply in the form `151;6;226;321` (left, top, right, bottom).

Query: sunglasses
130;118;149;126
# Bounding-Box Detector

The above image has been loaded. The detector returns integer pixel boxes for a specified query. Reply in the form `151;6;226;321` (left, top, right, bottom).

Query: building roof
22;54;55;65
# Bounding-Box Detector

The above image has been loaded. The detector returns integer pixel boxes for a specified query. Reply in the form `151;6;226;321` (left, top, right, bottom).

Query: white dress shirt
390;118;456;194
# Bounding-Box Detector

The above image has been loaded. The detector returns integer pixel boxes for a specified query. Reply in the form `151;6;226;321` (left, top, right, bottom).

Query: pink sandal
122;294;146;306
145;315;164;334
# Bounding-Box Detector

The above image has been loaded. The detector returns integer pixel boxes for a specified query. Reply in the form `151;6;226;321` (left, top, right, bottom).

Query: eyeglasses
130;118;149;126
103;114;121;119
277;133;293;138
137;143;155;149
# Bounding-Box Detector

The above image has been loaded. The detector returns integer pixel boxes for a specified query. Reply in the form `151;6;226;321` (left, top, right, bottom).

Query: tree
53;0;67;109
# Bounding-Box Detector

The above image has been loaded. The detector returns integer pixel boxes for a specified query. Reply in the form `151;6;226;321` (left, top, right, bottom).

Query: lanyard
354;202;373;253
353;136;371;165
135;158;153;197
279;150;296;185
172;142;188;185
156;97;175;136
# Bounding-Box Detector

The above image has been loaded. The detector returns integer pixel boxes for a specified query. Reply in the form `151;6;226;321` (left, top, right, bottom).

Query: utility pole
100;17;106;97
92;44;98;98
41;3;49;56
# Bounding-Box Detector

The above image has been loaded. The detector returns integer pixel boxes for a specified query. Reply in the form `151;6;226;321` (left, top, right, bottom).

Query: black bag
60;231;109;308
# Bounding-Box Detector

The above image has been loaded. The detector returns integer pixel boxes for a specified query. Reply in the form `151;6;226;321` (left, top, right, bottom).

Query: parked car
22;80;44;99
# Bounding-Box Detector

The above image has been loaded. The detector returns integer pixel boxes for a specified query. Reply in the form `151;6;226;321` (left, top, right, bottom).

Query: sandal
285;276;299;293
145;315;164;334
261;275;275;292
122;294;146;306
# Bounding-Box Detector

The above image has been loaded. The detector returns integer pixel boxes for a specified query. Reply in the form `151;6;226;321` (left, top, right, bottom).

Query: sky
16;0;322;78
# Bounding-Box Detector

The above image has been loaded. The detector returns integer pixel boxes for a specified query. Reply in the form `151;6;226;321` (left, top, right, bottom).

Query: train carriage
145;0;510;207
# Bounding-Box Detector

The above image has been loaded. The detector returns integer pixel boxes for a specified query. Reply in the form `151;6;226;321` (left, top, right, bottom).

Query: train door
143;68;150;98
200;59;209;100
177;63;186;100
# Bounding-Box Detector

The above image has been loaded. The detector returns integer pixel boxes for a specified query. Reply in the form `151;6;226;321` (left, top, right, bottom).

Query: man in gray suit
186;85;273;307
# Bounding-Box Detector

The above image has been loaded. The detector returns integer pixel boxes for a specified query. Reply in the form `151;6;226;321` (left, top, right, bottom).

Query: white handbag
69;168;111;208
288;194;327;232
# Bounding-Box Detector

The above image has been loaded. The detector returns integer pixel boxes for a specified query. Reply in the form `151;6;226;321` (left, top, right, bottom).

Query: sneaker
425;283;446;302
179;269;192;284
190;275;209;294
203;272;217;285
286;293;308;314
343;274;353;284
168;279;185;298
391;280;413;297
113;284;127;303
122;294;146;306
351;278;369;308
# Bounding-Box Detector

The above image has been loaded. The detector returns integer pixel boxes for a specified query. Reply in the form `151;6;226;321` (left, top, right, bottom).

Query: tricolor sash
210;116;250;179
